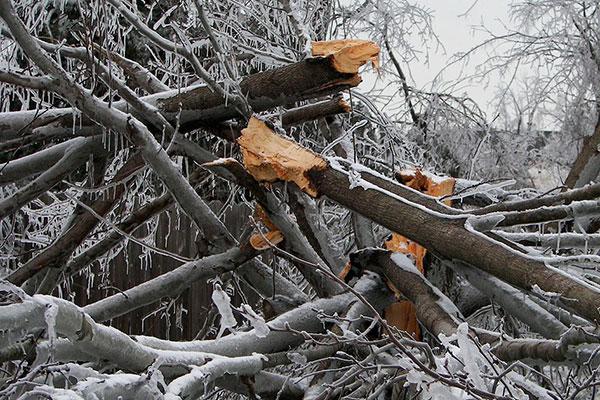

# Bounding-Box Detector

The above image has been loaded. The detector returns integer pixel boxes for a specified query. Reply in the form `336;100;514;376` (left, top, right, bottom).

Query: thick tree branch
349;249;464;337
0;137;94;184
0;69;53;89
236;118;600;322
444;260;567;339
472;182;600;214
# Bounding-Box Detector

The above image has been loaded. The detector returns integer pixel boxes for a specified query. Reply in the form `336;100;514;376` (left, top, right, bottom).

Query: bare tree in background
2;0;600;399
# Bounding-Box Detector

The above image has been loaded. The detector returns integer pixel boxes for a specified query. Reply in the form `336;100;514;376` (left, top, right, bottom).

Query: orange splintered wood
397;169;455;206
238;117;327;196
312;39;380;73
337;97;352;113
383;169;455;339
254;204;278;232
250;230;284;250
250;204;283;250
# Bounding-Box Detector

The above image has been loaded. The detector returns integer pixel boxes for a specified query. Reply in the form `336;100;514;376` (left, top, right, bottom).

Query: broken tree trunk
0;41;377;142
349;249;592;363
349;249;464;338
382;170;456;339
236;117;600;322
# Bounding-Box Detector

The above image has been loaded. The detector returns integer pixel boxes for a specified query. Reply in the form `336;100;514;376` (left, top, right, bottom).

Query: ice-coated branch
282;97;351;127
83;244;260;322
347;250;600;364
94;46;168;94
0;283;174;371
444;261;568;339
61;192;174;278
90;57;177;140
494;199;600;227
0;137;101;219
135;274;390;356
319;114;376;249
165;354;266;399
0;137;96;184
497;231;600;249
235;117;600;322
205;97;352;143
172;129;342;297
0;40;374;143
472;181;600;215
5;153;143;286
0;0;237;252
0;69;53;90
279;0;313;58
34;38;168;95
288;186;346;272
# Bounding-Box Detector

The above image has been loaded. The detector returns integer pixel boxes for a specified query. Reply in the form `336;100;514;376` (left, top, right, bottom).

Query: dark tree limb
236;118;600;322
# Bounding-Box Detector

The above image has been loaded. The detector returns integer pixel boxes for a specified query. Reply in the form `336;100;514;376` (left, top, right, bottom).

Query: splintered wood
237;117;327;197
384;169;456;339
250;205;284;250
312;39;380;73
250;230;284;250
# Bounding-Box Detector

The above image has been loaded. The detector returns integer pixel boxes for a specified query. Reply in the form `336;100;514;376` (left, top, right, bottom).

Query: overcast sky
414;0;509;93
364;1;513;118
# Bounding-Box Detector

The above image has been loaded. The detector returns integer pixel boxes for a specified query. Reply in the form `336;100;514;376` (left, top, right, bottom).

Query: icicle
211;282;237;338
556;221;561;252
44;302;59;352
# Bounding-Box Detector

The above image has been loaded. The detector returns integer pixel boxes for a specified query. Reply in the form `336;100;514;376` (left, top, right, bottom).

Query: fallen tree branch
0;137;97;184
496;231;600;249
235;117;600;322
203;157;342;297
443;260;568;339
134;275;391;356
349;249;464;338
0;68;53;89
472;182;600;214
0;42;374;143
494;199;600;227
348;249;600;364
83;243;261;322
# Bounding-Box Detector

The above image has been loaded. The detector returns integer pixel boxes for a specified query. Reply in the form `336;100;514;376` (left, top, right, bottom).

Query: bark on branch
236;117;600;322
0;42;374;142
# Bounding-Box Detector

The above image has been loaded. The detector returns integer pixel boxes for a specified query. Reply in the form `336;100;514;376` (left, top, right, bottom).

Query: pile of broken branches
1;1;600;399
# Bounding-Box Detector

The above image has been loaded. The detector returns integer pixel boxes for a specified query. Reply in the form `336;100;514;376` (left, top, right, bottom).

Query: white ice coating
211;283;237;338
